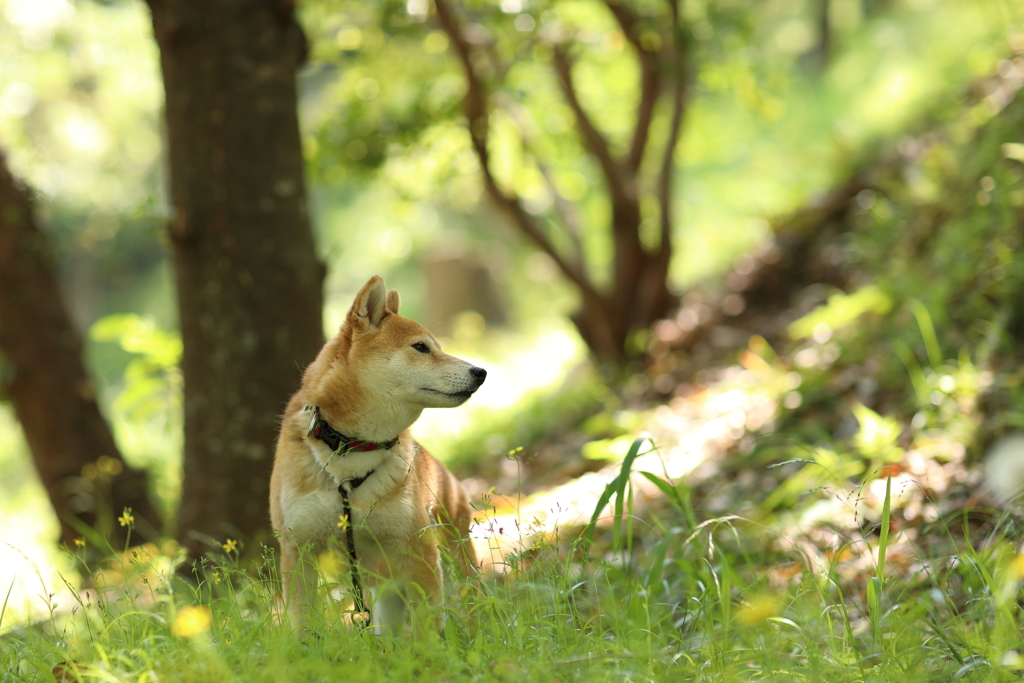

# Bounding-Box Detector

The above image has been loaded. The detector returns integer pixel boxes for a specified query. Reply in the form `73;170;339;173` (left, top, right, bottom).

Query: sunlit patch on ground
469;365;783;573
0;513;78;632
0;408;78;631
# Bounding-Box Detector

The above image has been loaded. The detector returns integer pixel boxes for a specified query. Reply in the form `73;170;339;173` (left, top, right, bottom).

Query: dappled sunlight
0;0;161;210
3;0;73;33
985;434;1024;502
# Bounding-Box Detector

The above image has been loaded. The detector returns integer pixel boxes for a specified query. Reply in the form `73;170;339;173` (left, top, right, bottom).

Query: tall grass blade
870;470;892;640
877;470;892;580
638;468;700;543
584;438;651;546
909;299;942;368
894;340;929;406
0;577;13;633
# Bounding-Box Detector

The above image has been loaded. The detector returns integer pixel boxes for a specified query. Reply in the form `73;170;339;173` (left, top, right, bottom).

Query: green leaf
852;403;903;462
788;285;892;340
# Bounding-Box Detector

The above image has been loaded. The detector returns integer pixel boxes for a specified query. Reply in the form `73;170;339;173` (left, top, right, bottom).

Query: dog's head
334;275;487;410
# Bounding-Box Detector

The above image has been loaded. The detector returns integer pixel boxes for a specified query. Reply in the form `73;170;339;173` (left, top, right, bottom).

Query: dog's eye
412;342;430;353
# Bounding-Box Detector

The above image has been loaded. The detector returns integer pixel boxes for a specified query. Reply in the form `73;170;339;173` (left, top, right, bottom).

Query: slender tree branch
498;93;587;270
551;46;633;208
434;0;597;296
656;0;687;260
531;154;587;270
603;0;660;174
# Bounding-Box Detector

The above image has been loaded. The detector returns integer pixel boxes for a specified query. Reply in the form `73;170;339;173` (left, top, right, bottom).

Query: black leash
304;406;393;629
338;472;374;628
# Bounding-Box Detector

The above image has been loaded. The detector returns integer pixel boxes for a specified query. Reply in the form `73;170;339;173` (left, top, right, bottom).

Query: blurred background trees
0;151;160;549
0;0;1021;609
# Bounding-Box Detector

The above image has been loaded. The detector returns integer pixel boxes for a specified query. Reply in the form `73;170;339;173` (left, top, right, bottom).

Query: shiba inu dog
269;275;485;634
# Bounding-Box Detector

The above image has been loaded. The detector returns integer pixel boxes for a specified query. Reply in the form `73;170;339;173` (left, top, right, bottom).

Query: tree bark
146;0;325;560
0;150;161;549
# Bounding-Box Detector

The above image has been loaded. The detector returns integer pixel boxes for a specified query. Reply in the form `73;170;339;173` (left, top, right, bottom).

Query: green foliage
0;0;167;311
90;314;183;514
788;285;892;341
292;0;1022;350
776;22;1024;447
580;434;640;461
851;402;902;464
91;314;181;421
0;0;162;214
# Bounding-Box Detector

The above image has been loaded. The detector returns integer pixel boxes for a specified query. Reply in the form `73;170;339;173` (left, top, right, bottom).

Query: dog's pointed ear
386;289;400;315
348;276;388;331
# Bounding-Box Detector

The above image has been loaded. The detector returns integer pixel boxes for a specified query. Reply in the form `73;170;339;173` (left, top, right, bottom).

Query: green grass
3;440;1022;682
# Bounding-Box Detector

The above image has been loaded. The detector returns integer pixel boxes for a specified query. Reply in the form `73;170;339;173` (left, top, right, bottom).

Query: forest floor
469;364;780;573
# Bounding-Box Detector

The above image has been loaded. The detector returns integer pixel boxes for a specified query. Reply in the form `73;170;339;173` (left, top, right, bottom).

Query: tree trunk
146;0;325;560
809;0;831;70
0;150;161;549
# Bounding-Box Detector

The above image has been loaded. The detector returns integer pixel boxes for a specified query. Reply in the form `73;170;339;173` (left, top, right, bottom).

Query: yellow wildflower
736;594;783;626
1010;552;1024;577
73;538;86;548
171;605;211;638
222;538;238;553
337;514;350;531
117;509;134;528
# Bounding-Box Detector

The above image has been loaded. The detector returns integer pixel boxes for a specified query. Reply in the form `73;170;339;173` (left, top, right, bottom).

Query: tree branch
498;93;587;270
551;46;633;208
656;0;687;260
603;0;660;174
434;0;597;296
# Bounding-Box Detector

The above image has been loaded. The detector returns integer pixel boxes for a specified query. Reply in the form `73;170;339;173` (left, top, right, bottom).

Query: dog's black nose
470;366;487;383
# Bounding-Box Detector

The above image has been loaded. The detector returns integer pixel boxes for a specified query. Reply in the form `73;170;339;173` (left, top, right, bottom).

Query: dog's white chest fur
281;441;415;544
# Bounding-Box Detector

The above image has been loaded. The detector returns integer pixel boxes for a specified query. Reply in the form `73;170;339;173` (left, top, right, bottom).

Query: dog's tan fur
269;275;483;634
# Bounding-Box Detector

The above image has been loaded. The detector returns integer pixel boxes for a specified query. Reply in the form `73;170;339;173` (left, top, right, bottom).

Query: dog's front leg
280;536;319;637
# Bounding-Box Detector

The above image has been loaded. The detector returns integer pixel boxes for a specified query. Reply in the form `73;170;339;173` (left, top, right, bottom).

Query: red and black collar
304;405;399;455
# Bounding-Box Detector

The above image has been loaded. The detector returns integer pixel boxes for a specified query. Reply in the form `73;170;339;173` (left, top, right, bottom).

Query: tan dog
269;275;484;634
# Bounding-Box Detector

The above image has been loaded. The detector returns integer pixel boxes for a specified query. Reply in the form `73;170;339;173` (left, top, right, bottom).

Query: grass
2;439;1022;682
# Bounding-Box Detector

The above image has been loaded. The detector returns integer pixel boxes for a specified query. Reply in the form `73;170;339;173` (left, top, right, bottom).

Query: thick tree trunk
146;0;324;560
0;151;161;549
571;256;675;366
